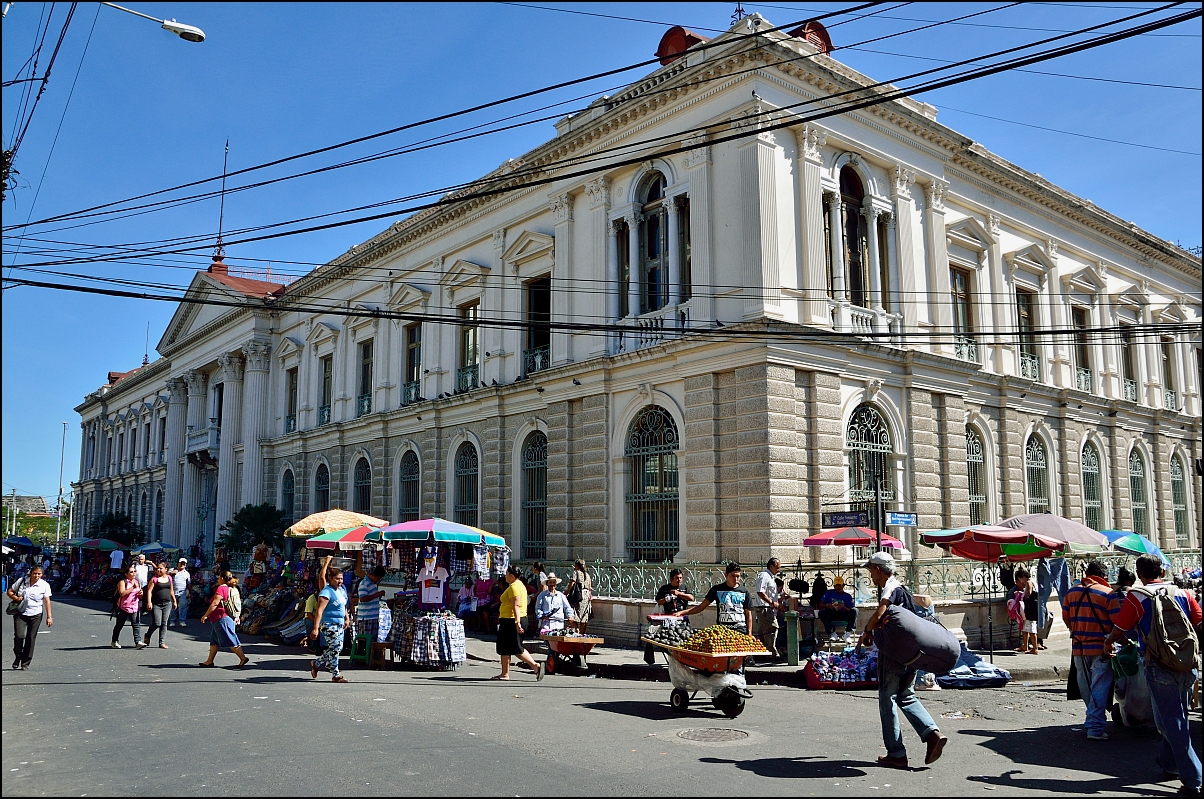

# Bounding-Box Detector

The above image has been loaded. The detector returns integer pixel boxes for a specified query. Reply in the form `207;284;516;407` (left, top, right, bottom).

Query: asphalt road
3;596;1198;796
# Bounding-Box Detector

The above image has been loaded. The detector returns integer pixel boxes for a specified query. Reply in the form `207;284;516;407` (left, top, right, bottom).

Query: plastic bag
665;655;747;699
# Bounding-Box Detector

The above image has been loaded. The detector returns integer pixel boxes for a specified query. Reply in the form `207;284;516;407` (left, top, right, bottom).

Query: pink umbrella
803;526;905;550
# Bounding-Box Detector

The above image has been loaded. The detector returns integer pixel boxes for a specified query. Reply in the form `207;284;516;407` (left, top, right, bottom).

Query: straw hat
544;572;560;585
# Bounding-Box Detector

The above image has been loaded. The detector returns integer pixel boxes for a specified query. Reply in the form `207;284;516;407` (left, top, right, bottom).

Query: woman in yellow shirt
493;564;543;681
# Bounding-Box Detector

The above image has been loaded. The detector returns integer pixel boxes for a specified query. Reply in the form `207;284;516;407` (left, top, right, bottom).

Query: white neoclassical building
73;16;1202;562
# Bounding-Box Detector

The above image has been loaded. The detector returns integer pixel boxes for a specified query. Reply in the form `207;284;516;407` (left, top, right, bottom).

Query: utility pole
55;421;67;543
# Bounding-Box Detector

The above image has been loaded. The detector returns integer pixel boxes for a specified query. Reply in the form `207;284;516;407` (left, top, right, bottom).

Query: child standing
1014;568;1039;654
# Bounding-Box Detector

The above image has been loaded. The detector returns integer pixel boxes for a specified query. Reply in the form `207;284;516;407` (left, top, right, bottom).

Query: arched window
154;490;164;538
840;167;869;308
1081;442;1103;531
521;432;548;560
1171;455;1189;547
353;458;372;514
453;443;479;527
140;492;149;535
104;496;111;517
397;451;420;522
115;494;124;517
847;404;894;528
1025;436;1050;514
281;469;295;522
314;464;330;512
625;406;680;562
1129;451;1149;537
966;426;987;526
638;172;668;314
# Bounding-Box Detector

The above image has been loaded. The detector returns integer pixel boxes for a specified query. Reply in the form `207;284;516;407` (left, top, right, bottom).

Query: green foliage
95;511;143;546
217;503;287;552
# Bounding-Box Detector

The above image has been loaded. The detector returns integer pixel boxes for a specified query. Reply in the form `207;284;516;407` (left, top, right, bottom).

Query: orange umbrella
284;509;387;538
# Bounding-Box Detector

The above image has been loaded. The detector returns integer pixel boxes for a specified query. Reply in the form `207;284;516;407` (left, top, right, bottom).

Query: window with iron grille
397;450;420;522
966;426;987;526
524;277;551;376
154;490;163;538
847;404;894;529
521;432;548;561
281;469;295;522
353;458;372;514
315;463;330;512
286;368;298;432
1025;436;1050;514
840;167;869;308
1128;451;1149;538
1072;307;1092;392
1171;456;1189;547
453;442;479;527
638;173;668;314
625;406;679;562
319;356;333;425
1081;442;1103;531
617;219;631;318
403;324;422;404
678;195;692;302
458;303;480;392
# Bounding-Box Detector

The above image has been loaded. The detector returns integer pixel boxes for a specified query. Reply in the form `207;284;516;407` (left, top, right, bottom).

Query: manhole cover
678;728;749;742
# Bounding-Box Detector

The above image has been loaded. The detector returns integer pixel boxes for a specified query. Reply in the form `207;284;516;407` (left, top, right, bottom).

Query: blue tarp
934;643;1012;689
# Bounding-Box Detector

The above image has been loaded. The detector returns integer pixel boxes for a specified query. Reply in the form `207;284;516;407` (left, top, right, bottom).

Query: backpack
1130;585;1200;673
223;586;243;620
1006;590;1025;625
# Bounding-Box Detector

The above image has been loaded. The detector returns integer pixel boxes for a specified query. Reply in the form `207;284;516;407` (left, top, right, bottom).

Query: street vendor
818;575;858;638
644;569;694;663
534;572;576;635
674;562;752;634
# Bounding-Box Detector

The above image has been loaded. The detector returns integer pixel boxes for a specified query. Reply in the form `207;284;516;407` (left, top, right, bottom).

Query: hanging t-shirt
417;566;449;606
319;585;348;625
704;582;752;631
110;550;124;569
357;577;382;622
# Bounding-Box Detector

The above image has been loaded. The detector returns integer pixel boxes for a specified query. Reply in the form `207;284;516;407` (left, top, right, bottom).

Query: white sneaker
1086;732;1109;741
110;642;121;649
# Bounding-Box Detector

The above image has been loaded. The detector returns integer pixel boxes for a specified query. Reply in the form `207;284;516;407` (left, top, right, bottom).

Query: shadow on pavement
577;699;736;721
965;770;1178;795
698;756;868;779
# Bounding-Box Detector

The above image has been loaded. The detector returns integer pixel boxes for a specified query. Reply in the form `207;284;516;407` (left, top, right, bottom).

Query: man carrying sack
1061;560;1121;741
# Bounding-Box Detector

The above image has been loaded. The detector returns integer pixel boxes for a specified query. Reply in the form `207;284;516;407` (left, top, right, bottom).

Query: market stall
643;621;765;717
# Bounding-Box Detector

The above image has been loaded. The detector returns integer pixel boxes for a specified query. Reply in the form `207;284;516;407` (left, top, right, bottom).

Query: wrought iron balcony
1123;378;1138;403
184;424;220;456
401;380;421;406
317;404;331;426
456;364;479;393
356;393;372;417
1020;352;1041;381
1076;367;1094;394
1165;389;1179;411
523;345;551;376
954;335;979;363
285;414;297;433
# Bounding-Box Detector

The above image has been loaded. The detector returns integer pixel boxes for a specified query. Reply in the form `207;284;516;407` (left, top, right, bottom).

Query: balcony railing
1020;352;1041;381
954;335;979;363
1123;378;1138;403
317;404;331;426
356;393;372;417
456;364;479;393
285;414;297;433
1165;388;1179;411
1076;367;1094;394
848;306;875;336
158;451;167;465
184;424;220;456
523;345;551;376
401;380;421;406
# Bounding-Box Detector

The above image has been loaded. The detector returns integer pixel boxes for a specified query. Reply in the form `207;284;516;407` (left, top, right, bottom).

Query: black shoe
11;661;21;670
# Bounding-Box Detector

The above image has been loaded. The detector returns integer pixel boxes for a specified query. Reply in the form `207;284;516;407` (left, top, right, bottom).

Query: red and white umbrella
803;526;905;550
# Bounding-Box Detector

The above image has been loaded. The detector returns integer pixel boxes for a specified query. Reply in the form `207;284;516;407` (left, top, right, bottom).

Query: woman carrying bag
143;561;177;648
7;564;53;669
111;564;146;649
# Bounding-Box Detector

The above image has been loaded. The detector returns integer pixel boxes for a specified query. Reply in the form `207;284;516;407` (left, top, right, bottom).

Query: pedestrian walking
309;565;351;682
198;570;249;669
564;559;593;636
1061;560;1121;741
7;564;53;670
751;558;784;658
356;565;387;643
492;564;543;681
859;551;947;770
169;557;191;626
1104;554;1202;796
110;564;146;649
143;561;177;649
1015;568;1040;655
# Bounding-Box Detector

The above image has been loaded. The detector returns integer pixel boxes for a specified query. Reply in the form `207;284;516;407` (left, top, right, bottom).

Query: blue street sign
886;512;918;527
822;511;869;528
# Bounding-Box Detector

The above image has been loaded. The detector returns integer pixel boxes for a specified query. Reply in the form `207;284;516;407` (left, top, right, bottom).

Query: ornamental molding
584;177;610;209
492;228;507;255
275;335;305;361
243;340;272;372
925;179;949;212
501;230;555;268
306;320;341;345
216;353;245;383
549;192;573;224
891;166;914;200
439;258;491;293
183;369;207;395
794;124;826;163
387;282;431;312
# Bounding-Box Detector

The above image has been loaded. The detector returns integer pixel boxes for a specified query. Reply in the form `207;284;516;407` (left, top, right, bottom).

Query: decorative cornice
584;177;610;209
925;179;948;212
891;166;914;201
794;124;826;164
549;192;573;224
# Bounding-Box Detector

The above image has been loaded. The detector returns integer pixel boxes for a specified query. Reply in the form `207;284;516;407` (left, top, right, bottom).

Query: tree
217;503;287;552
95;512;143;546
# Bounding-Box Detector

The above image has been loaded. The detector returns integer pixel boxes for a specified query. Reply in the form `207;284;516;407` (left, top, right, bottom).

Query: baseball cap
832;576;846;586
178;557;188;563
862;551;896;571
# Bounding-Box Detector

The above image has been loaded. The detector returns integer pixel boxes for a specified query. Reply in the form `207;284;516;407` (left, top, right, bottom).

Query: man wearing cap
859;551;948;770
534;572;577;635
818;575;858;641
168;557;191;627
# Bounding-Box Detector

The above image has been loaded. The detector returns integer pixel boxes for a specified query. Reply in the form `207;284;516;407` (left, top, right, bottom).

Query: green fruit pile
646;622;692;647
680;625;767;654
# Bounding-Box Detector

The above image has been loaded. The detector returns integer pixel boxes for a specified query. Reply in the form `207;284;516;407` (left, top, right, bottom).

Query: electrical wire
8;2;78;160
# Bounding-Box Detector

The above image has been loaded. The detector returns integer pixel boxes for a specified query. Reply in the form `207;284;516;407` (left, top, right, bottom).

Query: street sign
822;511;869;528
887;512;918;527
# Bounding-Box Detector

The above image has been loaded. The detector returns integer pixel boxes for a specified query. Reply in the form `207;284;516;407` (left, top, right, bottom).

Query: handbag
566;574;583;606
1067;655;1081;701
5;578;28;616
1111;642;1140;679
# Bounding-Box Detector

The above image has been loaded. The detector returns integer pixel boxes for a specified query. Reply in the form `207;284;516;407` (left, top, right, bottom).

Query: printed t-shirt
318;585;348;626
134;563;150;588
656;584;690;614
704;582;751;630
417;566;449;605
209;584;229;621
357;577;382;622
821;589;855;609
1062;576;1120;657
499;580;527;620
110;550;124;569
16;578;52;617
1112;580;1203;655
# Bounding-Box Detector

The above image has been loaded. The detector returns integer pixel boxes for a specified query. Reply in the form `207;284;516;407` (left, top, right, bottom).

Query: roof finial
143;321;150;366
215;138;229;259
731;2;747;24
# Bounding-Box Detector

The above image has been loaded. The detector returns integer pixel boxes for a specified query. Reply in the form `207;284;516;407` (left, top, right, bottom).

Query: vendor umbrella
1100;529;1172;569
79;537;124;551
999;513;1108;555
304;525;382;551
4;536;35;549
803;526;905;550
62;537;89;547
131;541;179;555
284;509;388;538
378;517;505;547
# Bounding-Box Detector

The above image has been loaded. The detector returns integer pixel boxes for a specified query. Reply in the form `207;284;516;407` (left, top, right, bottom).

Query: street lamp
101;2;206;42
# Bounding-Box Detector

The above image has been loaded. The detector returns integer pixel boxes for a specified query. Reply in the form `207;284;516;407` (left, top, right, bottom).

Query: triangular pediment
439;259;490;290
158;272;260;353
277;335;306;359
387;282;431;311
946;216;993;251
501;231;554;266
152;395;167;409
1005;243;1056;274
1066;263;1106;294
306;320;341;345
1156;300;1188;323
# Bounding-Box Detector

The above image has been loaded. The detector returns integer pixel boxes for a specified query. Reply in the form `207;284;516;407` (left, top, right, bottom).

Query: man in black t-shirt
675;562;752;633
644;569;695;663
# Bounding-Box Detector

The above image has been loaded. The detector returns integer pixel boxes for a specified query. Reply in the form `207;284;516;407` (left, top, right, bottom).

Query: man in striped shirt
1061;560;1121;741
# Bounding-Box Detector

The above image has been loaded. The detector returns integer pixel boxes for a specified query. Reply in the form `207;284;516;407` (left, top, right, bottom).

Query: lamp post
55;421;66;543
101;2;206;42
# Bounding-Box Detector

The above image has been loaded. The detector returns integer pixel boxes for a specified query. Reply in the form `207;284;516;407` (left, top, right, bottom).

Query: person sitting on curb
819;575;858;641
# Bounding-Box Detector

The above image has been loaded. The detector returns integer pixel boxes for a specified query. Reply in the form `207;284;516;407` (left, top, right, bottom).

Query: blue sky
3;2;1200;505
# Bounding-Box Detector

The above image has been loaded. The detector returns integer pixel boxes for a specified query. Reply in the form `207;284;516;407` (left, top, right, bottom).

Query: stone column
607;219;621;353
215;353;244;530
626;213;640;320
923;179;953;355
584;177;611;356
179;370;207;548
986;215;1012;374
891;167;918;336
863;204;883;313
825;189;846;300
792;125;829;326
162;378;188;547
684;134;715;325
739;129;782;320
550;192;574;366
241;341;271;509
